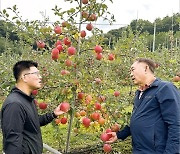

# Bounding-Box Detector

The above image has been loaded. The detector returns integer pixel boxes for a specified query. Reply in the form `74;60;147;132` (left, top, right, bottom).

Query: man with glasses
1;60;65;154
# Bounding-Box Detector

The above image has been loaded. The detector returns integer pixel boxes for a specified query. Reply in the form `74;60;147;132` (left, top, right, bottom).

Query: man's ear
20;75;27;83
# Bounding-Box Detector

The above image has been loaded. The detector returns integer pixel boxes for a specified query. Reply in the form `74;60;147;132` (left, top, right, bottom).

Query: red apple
37;41;45;49
55;40;62;47
56;45;63;52
60;102;70;112
103;144;112;153
60;117;67;124
114;91;120;97
80;30;86;38
82;0;88;4
86;23;93;31
91;112;100;121
68;46;76;56
39;102;48;110
63;37;71;46
54;25;62;34
32;89;38;95
96;53;103;60
100;133;110;142
89;14;97;21
94;102;101;110
51;48;59;60
108;53;115;61
78;92;85;99
65;59;72;67
94;45;103;53
82;117;91;127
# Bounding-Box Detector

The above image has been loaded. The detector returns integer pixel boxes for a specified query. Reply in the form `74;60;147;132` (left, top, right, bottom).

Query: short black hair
135;58;156;73
13;60;38;81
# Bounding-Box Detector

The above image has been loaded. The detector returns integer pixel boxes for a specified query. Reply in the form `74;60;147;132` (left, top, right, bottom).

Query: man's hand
53;104;65;116
106;132;118;143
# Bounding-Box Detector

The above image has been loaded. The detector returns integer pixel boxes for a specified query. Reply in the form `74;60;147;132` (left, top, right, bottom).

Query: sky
1;0;180;33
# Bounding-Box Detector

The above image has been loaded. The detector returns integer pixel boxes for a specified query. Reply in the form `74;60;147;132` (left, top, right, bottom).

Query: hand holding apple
53;104;65;116
105;132;118;144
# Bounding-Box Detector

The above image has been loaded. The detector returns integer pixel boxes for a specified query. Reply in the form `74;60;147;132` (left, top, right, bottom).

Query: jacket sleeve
157;83;180;153
39;112;55;126
1;103;26;154
116;125;131;140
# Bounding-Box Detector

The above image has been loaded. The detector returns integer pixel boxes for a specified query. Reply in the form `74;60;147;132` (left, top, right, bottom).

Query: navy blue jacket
117;78;180;154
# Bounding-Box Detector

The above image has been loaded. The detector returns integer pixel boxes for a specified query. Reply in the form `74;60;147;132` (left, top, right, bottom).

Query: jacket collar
11;86;34;102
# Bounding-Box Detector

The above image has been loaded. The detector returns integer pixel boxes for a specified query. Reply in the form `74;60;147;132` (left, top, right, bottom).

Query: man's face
130;61;147;85
22;66;42;89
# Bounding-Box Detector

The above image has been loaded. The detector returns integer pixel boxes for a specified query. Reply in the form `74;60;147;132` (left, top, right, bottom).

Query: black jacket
1;87;55;154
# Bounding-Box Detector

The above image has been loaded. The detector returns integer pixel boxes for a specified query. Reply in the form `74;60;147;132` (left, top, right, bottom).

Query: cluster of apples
94;45;115;61
32;89;71;125
100;124;120;153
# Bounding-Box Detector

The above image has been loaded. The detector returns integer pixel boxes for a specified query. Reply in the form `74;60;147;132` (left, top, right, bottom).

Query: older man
107;58;180;154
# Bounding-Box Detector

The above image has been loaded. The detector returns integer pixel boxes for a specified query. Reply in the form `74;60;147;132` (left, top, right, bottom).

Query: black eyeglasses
24;71;41;77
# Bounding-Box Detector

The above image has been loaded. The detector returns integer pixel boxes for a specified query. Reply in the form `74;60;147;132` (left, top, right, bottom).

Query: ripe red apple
60;117;67;124
103;144;112;153
32;89;38;95
36;41;45;49
91;112;100;121
86;95;92;102
56;45;63;52
65;59;72;67
39;102;48;110
82;117;91;127
86;23;93;31
63;37;71;46
111;123;120;132
55;40;62;47
108;53;115;61
94;102;101;110
82;0;88;4
68;46;76;56
89;14;97;21
94;45;103;53
96;53;103;60
51;48;59;60
114;91;120;97
100;133;110;142
80;30;86;38
54;25;62;34
60;102;70;112
78;92;85;99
